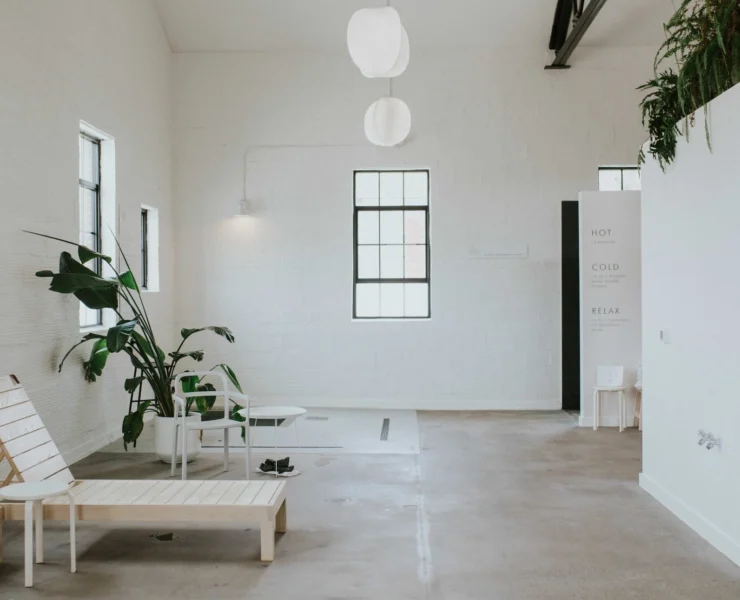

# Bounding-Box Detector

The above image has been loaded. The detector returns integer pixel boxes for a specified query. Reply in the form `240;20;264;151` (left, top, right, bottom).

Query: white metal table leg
69;492;76;574
24;500;33;587
34;500;43;564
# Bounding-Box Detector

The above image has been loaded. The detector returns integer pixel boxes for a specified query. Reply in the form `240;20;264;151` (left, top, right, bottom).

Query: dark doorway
561;201;580;411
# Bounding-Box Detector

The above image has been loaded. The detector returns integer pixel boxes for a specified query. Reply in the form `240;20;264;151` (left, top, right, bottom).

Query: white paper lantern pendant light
364;97;411;147
348;3;412;147
348;7;410;78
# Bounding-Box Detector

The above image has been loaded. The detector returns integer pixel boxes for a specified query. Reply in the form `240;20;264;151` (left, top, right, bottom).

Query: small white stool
0;481;76;587
241;406;306;477
593;365;628;432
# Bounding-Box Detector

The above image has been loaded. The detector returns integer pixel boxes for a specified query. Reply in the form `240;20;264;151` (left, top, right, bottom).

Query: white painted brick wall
0;0;174;464
172;47;655;410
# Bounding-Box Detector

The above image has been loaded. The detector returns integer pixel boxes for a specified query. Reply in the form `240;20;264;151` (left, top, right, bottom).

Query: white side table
240;406;306;476
0;481;76;587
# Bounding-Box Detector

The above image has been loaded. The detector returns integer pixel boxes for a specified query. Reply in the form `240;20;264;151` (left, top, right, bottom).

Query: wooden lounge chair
0;375;287;562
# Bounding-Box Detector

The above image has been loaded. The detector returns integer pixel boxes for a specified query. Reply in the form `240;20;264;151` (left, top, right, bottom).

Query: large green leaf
24;231;112;265
169;350;205;363
107;319;138;353
180;326;235;344
58;332;106;372
83;338;110;382
122;401;151;450
78;245;113;266
118;271;139;291
124;376;145;394
213;363;242;393
55;252;119;311
131;331;165;362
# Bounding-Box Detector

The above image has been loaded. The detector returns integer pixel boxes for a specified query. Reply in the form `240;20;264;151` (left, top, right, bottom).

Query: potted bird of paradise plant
28;231;246;463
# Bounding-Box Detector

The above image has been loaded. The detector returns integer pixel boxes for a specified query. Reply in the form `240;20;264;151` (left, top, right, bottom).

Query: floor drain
150;532;178;542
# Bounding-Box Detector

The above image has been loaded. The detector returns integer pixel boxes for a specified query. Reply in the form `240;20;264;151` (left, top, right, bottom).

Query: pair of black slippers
259;457;294;474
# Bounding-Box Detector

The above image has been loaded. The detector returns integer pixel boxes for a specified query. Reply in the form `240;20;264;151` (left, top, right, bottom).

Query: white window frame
79;121;116;333
140;204;160;293
598;166;641;191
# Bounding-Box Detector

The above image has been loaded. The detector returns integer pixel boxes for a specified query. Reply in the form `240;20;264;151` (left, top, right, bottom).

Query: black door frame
561;201;581;411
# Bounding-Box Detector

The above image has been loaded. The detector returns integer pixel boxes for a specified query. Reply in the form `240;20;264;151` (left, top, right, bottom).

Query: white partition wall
578;192;642;427
640;83;740;566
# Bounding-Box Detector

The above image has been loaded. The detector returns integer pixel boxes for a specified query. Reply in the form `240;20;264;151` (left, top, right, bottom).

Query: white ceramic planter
154;414;202;464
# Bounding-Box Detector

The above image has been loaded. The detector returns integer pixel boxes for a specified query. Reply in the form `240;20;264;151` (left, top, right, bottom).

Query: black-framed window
598;166;641;191
79;133;102;328
353;170;431;319
141;208;149;290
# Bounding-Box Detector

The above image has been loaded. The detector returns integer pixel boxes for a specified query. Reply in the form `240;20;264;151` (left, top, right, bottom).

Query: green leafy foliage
639;0;740;169
29;231;245;450
83;339;110;382
107;318;138;352
122;401;151;450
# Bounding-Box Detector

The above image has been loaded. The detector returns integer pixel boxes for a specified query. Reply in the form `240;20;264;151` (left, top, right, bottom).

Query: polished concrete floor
1;412;739;599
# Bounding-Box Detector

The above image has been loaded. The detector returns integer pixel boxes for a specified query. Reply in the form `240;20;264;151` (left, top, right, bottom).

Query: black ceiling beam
545;0;609;70
549;0;573;54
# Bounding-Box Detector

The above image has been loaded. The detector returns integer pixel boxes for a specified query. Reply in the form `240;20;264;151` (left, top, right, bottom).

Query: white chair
593;366;627;432
634;362;642;431
172;371;251;480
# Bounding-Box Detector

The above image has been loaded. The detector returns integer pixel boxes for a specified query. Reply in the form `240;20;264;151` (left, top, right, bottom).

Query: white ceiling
153;0;677;53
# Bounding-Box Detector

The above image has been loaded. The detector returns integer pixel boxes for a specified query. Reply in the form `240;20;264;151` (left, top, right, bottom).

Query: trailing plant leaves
107;319;138;352
638;0;740;170
118;271;139;291
83;338;110;383
180;326;235;344
124;376;145;393
35;270;54;278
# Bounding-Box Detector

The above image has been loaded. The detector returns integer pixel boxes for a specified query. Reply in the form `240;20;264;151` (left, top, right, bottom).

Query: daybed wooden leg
260;519;275;562
275;500;287;533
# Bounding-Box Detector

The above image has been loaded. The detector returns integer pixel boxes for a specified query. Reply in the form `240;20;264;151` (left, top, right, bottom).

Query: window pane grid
353;170;430;319
598;167;641;191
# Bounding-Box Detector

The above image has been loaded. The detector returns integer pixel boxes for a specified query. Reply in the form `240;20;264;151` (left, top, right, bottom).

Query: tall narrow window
79;133;102;328
141;208;149;290
598;166;641;191
140;204;160;292
353;170;431;319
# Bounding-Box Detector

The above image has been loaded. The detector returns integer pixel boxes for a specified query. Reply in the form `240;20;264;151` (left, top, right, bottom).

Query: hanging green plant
638;0;740;170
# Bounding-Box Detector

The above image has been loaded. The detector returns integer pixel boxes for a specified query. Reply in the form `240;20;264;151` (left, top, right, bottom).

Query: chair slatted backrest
0;374;75;488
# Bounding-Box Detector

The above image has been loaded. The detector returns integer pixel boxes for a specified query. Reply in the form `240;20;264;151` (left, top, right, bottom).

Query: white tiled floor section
203;408;420;455
101;409;420;455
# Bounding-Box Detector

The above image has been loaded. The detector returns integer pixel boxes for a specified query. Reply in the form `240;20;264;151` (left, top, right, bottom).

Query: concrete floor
1;411;739;599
